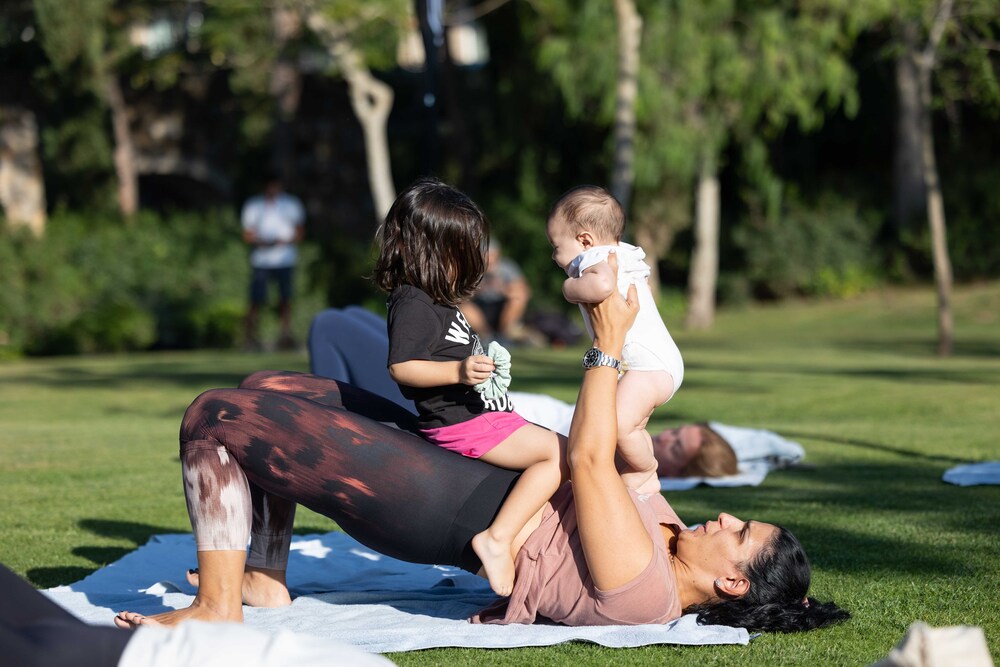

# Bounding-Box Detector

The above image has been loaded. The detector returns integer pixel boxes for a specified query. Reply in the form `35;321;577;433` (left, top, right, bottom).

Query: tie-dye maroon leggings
179;371;520;573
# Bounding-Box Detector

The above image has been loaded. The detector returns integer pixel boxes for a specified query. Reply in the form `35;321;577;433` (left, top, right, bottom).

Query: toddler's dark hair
374;178;489;306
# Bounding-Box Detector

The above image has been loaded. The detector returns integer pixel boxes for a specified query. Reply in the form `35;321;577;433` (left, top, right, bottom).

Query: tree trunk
104;74;139;217
917;64;954;356
685;150;720;330
304;9;396;222
893;20;926;229
611;0;641;214
442;24;476;193
270;5;304;181
912;0;955;357
0;107;47;236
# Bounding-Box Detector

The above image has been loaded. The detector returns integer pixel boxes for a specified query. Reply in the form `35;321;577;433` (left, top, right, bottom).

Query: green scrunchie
475;341;512;400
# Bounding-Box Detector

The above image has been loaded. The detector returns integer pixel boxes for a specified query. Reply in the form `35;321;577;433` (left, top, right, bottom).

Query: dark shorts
250;266;294;305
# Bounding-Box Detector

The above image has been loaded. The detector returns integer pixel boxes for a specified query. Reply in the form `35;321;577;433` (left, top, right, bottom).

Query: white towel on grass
509;392;805;491
44;532;749;653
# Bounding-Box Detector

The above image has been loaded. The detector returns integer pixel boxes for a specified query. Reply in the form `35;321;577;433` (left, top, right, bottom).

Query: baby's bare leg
616;371;673;493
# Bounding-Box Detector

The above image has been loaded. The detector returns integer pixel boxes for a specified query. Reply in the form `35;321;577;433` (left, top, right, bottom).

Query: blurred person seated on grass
307;305;739;479
460;237;537;346
112;264;847;634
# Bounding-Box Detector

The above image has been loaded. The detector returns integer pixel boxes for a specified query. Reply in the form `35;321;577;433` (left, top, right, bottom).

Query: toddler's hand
459;355;495;385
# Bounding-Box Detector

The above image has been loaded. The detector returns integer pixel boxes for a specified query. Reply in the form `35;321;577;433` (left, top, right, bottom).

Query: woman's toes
114;610;162;629
113;611;144;629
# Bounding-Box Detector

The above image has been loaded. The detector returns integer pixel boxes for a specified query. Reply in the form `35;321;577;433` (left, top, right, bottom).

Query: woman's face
652;425;703;474
674;512;778;579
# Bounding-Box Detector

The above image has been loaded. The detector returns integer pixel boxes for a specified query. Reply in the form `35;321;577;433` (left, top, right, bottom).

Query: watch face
583;348;601;367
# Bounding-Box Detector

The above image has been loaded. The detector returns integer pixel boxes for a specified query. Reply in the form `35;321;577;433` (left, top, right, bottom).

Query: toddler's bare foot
472;531;515;597
113;597;242;630
185;566;291;608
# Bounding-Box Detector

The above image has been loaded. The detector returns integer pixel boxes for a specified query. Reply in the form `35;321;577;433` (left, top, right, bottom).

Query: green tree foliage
529;1;874;294
34;0;155;215
0;210;281;355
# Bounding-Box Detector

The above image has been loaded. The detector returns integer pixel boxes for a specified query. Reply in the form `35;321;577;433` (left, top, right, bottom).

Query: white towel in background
509;392;805;491
942;461;1000;487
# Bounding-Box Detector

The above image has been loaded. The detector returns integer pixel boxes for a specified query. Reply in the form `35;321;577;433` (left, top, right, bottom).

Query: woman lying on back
114;192;848;633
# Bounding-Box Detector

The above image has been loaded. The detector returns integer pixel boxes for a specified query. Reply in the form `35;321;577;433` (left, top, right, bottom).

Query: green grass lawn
2;283;998;665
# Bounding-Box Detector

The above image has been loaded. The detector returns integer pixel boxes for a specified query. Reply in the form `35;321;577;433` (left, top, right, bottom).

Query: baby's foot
633;472;662;496
620;465;660;494
472;531;515;597
185;567;292;608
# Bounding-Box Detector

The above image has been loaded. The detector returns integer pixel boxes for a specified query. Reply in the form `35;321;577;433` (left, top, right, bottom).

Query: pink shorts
420;411;530;458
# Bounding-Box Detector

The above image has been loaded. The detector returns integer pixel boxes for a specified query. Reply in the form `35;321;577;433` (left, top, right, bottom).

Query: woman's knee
179;388;247;447
239;369;289;390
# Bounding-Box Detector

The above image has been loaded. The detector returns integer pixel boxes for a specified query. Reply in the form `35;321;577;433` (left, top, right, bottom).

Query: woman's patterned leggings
179;371;521;573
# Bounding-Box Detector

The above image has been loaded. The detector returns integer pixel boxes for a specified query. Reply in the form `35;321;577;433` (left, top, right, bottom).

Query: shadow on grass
834;336;1000;359
78;518;184;545
672;458;997;579
27;519;187;586
780;431;974;465
27;566;96;588
687;361;997;386
8;365;255;392
2;352;311;393
27;517;343;587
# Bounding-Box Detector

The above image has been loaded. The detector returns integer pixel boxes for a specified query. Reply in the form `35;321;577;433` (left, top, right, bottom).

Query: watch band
582;347;622;373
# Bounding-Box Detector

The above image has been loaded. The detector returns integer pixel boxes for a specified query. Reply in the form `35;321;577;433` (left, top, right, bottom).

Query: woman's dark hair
691;527;850;633
374;178;488;306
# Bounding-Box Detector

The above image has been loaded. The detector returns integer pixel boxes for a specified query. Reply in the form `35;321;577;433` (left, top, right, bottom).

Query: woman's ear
578;231;595;249
714;574;750;599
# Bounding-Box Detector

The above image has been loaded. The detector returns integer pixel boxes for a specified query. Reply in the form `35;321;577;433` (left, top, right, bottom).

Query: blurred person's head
546;185;625;269
486;236;501;269
653;424;739;478
263;170;284;199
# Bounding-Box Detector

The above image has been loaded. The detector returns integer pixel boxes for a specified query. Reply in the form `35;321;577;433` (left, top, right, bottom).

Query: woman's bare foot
472;531;515;596
185;566;292;608
113;596;242;630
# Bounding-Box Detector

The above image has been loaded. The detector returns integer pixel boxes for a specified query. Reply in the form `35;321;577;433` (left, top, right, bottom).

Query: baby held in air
546;185;684;495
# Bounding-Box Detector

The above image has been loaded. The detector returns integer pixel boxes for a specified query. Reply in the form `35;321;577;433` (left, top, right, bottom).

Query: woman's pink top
471;484;687;626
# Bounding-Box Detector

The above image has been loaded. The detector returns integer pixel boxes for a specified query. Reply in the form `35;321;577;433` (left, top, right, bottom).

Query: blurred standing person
461;238;533;345
241;172;305;351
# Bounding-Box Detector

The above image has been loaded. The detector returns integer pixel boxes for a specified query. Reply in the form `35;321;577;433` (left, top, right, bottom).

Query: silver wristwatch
582;347;622;373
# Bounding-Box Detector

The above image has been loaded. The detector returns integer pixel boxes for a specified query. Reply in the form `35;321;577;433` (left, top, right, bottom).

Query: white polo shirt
241;193;305;269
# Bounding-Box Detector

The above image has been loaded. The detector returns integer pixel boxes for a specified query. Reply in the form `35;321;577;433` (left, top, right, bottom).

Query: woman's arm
567;254;653;591
389;357;494;388
562;262;616;304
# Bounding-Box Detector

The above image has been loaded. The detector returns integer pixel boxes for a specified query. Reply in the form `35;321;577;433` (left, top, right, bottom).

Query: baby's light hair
547;185;625;243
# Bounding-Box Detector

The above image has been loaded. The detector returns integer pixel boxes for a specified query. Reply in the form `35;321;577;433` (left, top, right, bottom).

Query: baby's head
545;185;625;269
374;177;489;306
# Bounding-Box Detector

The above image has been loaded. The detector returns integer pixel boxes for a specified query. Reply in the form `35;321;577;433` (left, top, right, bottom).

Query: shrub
0;209;321;356
734;190;881;299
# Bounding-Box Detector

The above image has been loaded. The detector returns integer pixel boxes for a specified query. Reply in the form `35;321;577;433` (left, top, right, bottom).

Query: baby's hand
459;355;495;385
